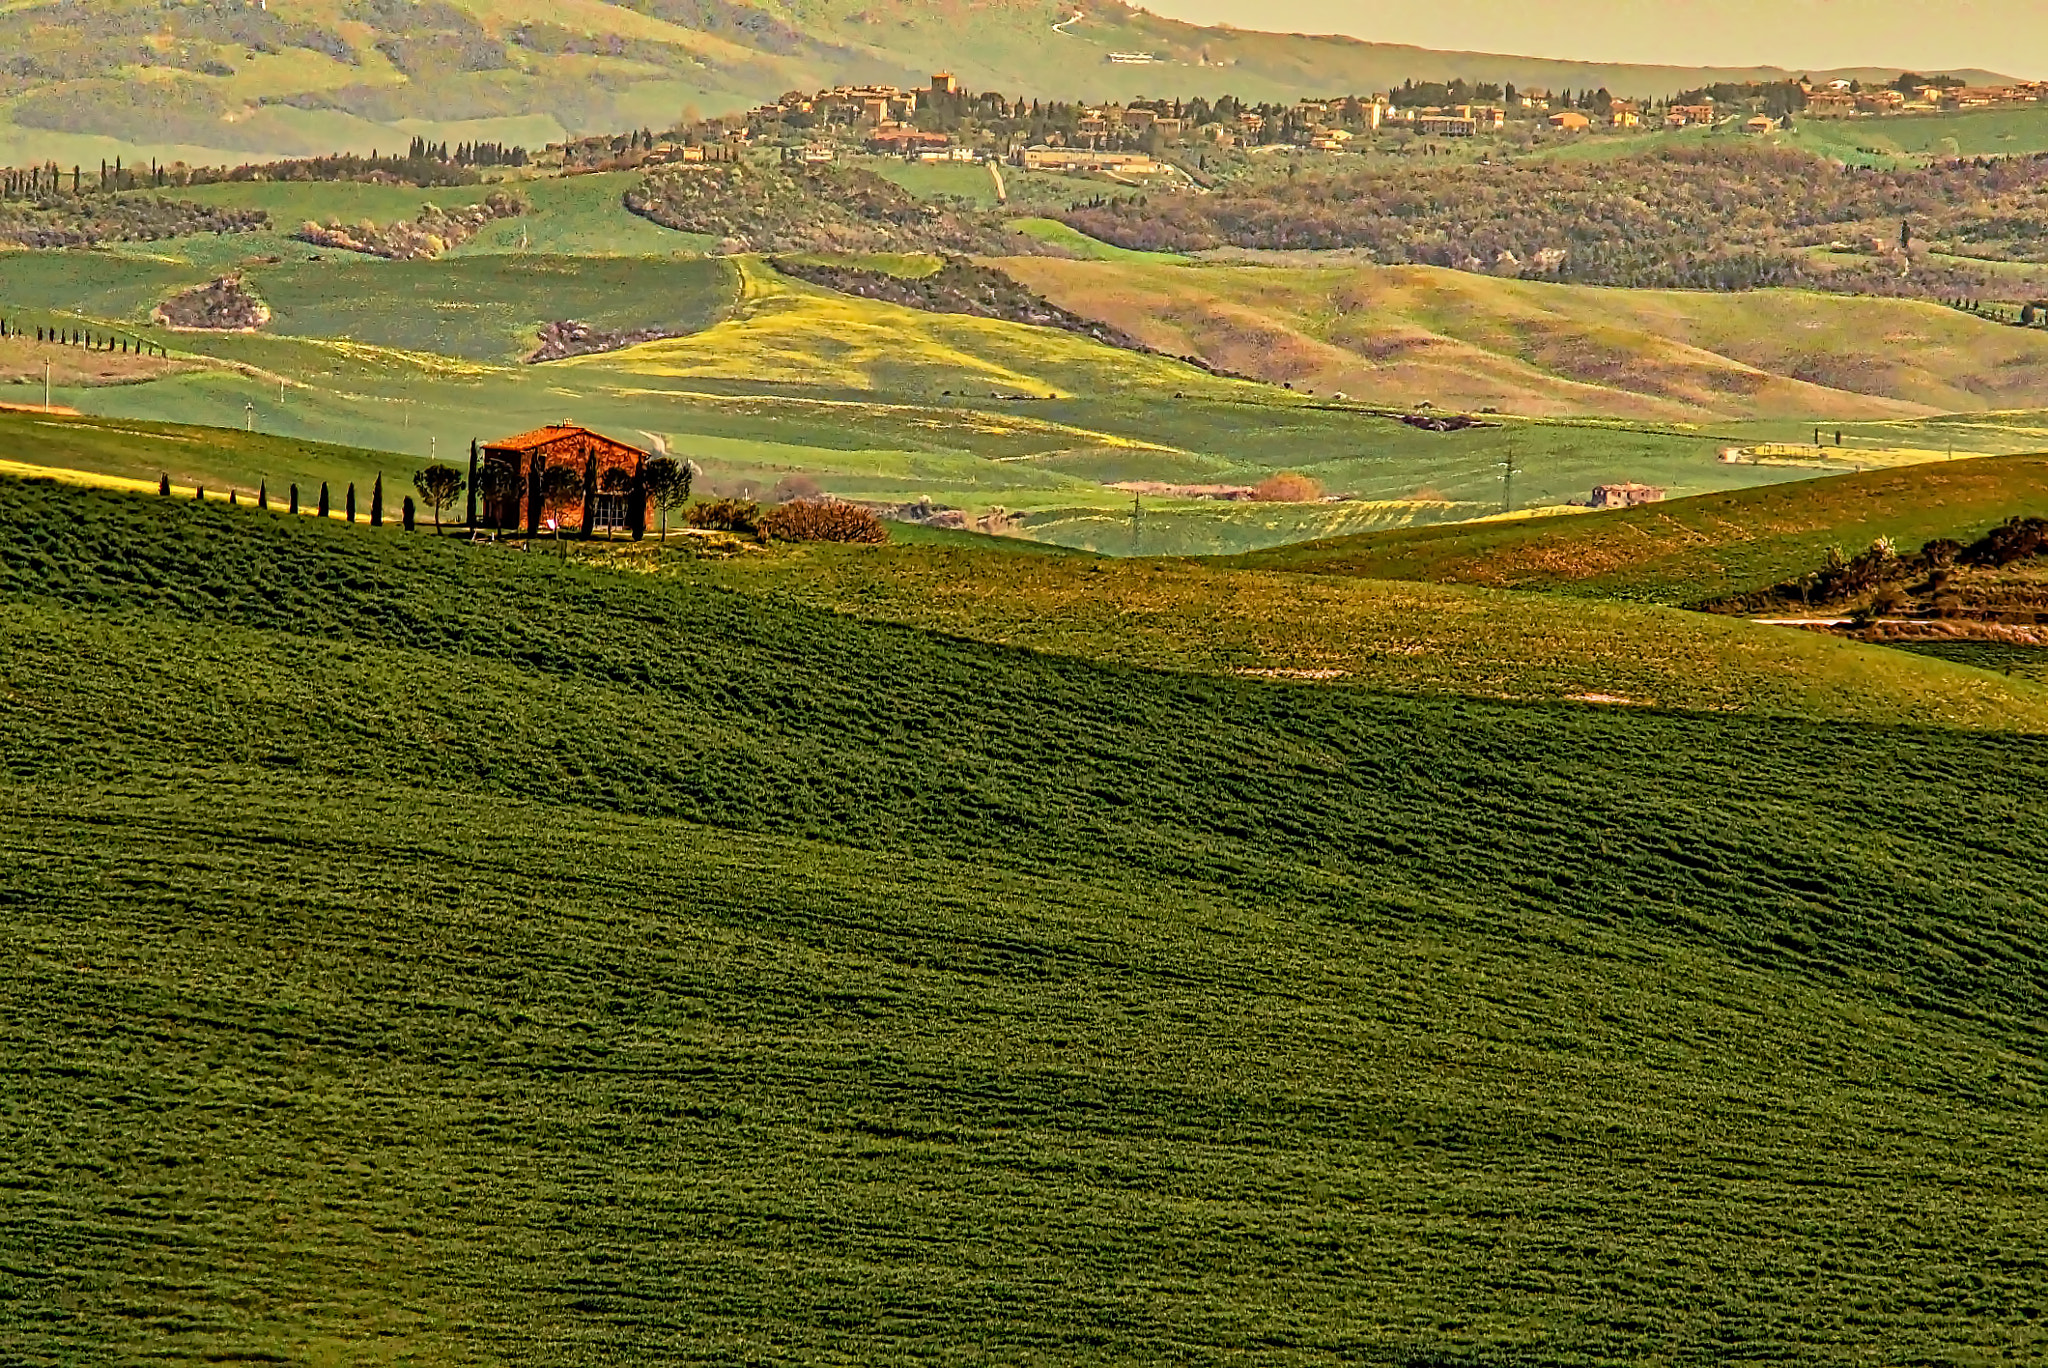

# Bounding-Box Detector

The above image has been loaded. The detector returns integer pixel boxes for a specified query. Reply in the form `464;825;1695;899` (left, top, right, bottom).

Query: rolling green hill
999;257;2048;421
6;472;2048;1365
656;534;2048;730
1226;452;2048;603
0;0;2015;168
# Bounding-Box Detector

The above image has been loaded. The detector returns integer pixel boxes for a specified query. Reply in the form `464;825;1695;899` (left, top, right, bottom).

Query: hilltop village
657;69;2038;169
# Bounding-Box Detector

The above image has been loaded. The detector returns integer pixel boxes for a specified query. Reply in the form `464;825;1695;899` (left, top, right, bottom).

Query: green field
1227;452;2048;603
1786;104;2048;163
653;534;2048;729
6;472;2048;1365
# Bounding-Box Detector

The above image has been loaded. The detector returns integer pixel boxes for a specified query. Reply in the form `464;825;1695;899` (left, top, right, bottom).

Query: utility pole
244;401;254;432
44;360;50;413
1498;433;1520;516
1130;492;1142;557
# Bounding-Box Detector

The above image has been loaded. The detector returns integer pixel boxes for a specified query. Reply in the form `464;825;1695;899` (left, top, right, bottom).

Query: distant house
1745;115;1779;134
1805;92;1860;117
1608;102;1642;128
1017;147;1163;173
474;425;649;537
869;128;950;154
1588;483;1666;510
1548;111;1592;132
1415;112;1477;137
1666;103;1717;128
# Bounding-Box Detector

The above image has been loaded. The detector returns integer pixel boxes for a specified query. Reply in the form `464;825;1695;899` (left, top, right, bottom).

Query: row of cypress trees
0;318;168;356
157;472;419;530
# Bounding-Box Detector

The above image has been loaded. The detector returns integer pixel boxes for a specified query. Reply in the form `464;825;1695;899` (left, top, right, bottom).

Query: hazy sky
1137;0;2045;77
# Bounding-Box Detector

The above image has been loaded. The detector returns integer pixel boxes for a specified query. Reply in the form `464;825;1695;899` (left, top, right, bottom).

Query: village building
1666;103;1717;128
1548;110;1592;131
1017;147;1164;174
869;128;950;155
1415;111;1477;137
1588;482;1666;509
1804;92;1860;117
471;425;649;538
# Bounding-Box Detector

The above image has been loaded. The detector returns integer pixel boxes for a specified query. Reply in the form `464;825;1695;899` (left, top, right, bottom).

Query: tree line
1056;145;2048;297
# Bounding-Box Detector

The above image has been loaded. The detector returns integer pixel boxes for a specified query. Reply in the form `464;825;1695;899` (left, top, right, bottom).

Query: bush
759;498;889;544
686;498;762;535
1252;472;1323;503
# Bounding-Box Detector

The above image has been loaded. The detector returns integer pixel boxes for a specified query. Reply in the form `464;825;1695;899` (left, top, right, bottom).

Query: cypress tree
346;482;356;522
402;495;416;532
370;474;383;526
229;489;238;506
158;472;170;496
258;480;268;510
466;439;479;529
318;482;330;517
195;485;205;501
290;483;300;515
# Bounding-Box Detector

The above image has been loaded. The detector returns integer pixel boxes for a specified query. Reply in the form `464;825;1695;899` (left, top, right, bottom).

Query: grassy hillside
10;239;2037;556
1227;453;2048;603
0;0;2006;166
997;257;2048;420
7;473;2048;1365
657;536;2048;730
558;255;1251;397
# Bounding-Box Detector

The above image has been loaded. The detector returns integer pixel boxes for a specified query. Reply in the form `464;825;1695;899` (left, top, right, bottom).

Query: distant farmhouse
472;425;649;537
1588;483;1666;510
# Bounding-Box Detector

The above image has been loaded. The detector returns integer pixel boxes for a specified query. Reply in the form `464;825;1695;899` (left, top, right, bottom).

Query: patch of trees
625;164;1040;255
526;319;695;363
293;191;526;260
1056;146;2048;297
771;256;1144;345
0;185;266;248
1707;518;2048;615
153;276;269;331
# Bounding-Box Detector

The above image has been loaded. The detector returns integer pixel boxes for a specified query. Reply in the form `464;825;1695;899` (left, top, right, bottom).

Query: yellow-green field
647;535;2048;732
998;257;2048;420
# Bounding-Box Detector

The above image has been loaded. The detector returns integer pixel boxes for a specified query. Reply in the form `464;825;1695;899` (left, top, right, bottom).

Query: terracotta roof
482;424;643;453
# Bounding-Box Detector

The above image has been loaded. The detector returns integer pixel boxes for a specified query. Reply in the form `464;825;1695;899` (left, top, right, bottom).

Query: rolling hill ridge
0;0;2014;165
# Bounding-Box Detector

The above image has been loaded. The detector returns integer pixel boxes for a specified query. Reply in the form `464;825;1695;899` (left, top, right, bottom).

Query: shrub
759;498;889;544
687;498;762;535
1252;472;1324;503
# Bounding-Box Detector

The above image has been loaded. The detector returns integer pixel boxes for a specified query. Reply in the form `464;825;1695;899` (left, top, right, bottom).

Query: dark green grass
251;254;739;361
4;475;2048;1364
1886;639;2048;682
0;251;739;361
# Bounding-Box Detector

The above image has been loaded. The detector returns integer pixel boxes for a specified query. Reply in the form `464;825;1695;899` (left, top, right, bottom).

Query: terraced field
7;472;2048;1366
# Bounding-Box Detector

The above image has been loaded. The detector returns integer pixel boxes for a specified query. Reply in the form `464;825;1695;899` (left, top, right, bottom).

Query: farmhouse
472;424;648;537
1017;147;1164;173
1588;482;1666;509
1548;111;1592;132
